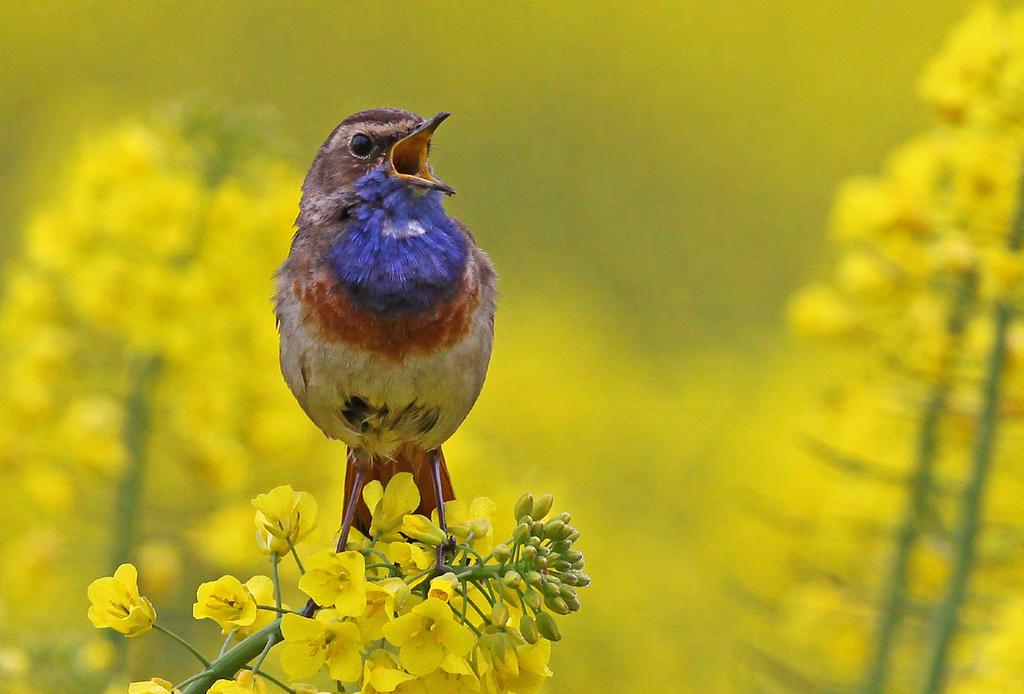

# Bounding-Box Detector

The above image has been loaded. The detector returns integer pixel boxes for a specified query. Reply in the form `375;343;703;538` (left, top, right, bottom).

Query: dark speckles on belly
340;395;440;438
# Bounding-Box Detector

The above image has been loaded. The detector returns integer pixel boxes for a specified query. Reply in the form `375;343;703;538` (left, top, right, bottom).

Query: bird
275;108;497;567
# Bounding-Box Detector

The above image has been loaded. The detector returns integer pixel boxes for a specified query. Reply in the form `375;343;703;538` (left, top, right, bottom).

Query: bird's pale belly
278;300;493;458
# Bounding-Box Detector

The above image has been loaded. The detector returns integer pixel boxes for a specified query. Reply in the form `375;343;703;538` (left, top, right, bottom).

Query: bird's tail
344;443;455;535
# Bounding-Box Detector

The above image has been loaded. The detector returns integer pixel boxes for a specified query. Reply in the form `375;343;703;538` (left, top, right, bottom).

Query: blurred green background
0;2;984;692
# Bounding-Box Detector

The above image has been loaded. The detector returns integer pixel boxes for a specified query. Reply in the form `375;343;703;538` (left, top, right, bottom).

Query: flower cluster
763;4;1024;692
88;477;589;693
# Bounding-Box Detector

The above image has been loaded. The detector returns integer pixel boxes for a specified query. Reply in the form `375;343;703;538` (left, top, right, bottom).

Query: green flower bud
514;494;534;521
552;560;572;573
545;595;570;615
550;540;571;554
536;611;562;641
558;511;572;524
532;494;554;520
524;588;543;610
544;520;566;540
566;528;580;543
564;593;581;612
562;571;579;586
491;602;510;626
535;556;548;570
493;543;513;562
530;520;545;537
513;523;531;544
564;550;583;564
527;536;541;548
559;584;576;601
520;615;540;644
525;571;543;587
502;570;522;588
522;545;538;561
576;573;592;588
542;580;561;597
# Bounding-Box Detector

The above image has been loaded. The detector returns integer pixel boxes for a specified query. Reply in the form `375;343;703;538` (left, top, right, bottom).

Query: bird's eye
349;133;373;158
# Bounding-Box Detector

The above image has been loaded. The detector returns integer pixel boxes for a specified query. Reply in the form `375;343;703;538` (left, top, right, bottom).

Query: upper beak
389;112;455;195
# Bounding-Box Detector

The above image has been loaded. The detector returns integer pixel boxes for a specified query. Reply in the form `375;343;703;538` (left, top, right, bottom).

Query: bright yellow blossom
280;609;363;681
208;670;267;693
359;649;417;693
128;678;178;694
87;563;156;637
298;550;367;615
428;573;459;603
364;473;420;540
421;654;481;693
236;575;284;638
192;575;258;631
252;485;318;555
401;514;447;546
382;597;476;676
359;578;411;640
384;541;435;574
439;497;496;554
477;636;551;694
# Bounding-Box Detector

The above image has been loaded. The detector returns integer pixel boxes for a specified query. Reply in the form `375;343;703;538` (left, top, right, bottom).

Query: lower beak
389;112;455;195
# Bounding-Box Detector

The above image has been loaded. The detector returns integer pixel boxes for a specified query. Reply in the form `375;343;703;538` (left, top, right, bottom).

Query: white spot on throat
381;218;428;238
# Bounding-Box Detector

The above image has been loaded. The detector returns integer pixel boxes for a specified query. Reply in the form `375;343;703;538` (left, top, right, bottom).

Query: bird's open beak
389;112;455;195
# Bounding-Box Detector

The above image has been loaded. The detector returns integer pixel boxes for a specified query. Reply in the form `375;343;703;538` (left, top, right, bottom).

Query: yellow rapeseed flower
359;578;411;640
208;670;267;693
363;473;420;540
477;635;551;694
86;563;156;638
297;550;367;616
360;649;417;693
192;575;258;631
252;485;318;555
236;575;283;638
280;609;363;681
420;654;481;693
440;497;496;554
128;678;178;694
400;514;447;546
427;573;459;603
384;541;435;574
382;597;476;677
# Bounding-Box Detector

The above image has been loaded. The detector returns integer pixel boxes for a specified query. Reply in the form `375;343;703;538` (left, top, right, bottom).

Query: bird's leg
336;448;369;553
428;448;452;572
302;449;368;617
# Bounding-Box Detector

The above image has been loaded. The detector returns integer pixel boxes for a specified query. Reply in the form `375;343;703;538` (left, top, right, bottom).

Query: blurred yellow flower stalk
779;4;1024;692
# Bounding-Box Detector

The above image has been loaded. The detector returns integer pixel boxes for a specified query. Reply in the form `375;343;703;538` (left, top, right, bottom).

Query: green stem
244;666;296;693
271;552;283;611
286;540;305;575
919;160;1024;694
180;620;282;694
256;604;301;615
860;276;974;694
154;623;211;668
107;355;162;671
218;628;237;657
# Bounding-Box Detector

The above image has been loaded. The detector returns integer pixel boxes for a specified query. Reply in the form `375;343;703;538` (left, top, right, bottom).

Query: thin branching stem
154;623;211;668
180;620;282;694
919;158;1024;693
860;275;974;694
106;355;162;674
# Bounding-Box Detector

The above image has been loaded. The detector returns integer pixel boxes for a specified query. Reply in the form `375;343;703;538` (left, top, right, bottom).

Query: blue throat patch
329;168;468;317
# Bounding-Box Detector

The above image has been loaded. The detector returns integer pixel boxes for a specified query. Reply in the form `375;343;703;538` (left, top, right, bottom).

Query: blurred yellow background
0;1;1007;692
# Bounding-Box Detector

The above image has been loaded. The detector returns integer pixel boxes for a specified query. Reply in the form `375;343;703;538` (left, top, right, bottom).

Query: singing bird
275;108;496;561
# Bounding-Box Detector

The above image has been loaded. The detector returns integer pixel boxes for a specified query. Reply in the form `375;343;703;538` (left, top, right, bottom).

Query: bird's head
299;108;453;226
